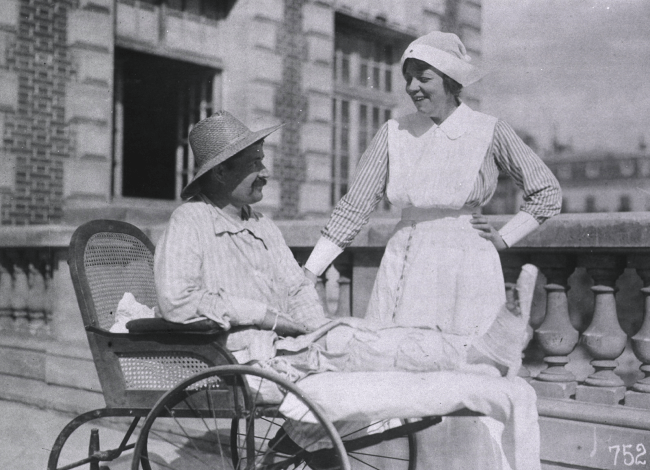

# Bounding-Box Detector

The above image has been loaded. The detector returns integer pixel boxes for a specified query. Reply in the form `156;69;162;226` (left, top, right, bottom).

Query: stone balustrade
280;212;650;412
0;227;67;338
3;213;650;468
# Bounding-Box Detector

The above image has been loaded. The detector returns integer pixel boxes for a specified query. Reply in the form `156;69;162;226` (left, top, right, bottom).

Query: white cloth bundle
109;292;156;333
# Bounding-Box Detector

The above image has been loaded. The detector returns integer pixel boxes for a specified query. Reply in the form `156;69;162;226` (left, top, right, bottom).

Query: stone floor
1;399;135;470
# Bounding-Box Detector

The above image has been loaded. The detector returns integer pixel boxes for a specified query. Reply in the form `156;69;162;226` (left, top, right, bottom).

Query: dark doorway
114;48;216;200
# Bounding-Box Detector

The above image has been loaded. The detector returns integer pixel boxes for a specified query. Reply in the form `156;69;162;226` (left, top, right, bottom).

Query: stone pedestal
532;380;577;400
625;390;650;409
575;384;626;405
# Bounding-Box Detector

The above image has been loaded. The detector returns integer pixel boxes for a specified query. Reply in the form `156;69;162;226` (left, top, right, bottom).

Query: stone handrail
2;213;650;408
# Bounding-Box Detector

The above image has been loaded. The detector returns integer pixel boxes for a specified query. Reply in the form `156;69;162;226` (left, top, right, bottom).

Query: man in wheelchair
153;111;541;470
154;111;331;365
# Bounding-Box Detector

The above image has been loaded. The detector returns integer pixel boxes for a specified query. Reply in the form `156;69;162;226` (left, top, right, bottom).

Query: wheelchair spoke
348;450;410;462
206;388;229;470
166;403;207;461
143;403;216;468
148;427;212;468
340;422;377;440
348;452;384;470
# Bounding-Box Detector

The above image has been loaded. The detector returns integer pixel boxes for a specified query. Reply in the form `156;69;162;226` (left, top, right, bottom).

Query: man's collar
221;203;256;222
197;194;261;236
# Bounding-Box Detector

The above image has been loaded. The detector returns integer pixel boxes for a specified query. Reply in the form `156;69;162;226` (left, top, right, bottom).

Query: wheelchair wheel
131;365;350;470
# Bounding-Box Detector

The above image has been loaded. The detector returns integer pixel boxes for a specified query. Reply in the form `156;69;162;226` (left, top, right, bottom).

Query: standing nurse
304;31;562;470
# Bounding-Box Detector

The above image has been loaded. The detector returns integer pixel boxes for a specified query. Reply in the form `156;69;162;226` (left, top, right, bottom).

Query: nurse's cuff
498;211;539;248
304;237;344;276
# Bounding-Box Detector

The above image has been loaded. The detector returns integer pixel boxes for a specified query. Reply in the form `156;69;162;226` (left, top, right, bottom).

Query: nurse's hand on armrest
303;266;318;285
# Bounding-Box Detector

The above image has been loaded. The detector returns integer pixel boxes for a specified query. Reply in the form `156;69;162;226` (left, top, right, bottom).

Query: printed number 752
609;444;647;466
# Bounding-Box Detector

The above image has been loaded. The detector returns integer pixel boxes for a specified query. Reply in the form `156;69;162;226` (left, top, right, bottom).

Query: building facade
0;0;483;225
544;150;650;213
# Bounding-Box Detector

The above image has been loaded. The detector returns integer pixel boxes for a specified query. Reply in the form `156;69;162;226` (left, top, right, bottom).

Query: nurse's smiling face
403;60;448;118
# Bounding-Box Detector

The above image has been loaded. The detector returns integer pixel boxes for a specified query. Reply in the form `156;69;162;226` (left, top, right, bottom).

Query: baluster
8;250;29;332
531;254;580;399
333;252;352;318
499;252;530;379
626;255;650;408
0;252;13;331
42;250;54;335
576;254;627;405
27;250;47;336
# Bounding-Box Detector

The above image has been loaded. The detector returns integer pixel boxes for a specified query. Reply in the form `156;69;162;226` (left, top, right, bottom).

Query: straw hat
181;111;283;199
400;31;485;86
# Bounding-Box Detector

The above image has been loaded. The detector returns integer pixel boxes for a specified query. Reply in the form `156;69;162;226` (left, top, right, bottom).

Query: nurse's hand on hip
470;213;507;251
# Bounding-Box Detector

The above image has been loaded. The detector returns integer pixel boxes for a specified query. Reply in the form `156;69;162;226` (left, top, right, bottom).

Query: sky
479;0;650;154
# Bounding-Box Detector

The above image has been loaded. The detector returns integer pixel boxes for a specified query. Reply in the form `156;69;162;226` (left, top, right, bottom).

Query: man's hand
303;266;318;285
256;308;310;337
470;213;507;251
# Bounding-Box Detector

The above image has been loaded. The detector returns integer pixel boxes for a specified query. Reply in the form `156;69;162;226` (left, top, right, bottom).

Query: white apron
366;107;504;337
365;108;532;470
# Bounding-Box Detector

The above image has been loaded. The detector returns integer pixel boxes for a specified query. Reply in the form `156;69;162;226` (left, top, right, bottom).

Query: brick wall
273;0;308;219
1;0;75;225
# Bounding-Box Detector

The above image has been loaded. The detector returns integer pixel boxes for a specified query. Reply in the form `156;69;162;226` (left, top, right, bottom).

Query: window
135;0;234;20
640;160;650;177
113;48;218;200
619;160;635;177
585;195;597;213
331;18;409;210
557;164;572;180
618;195;632;212
585;162;600;179
334;32;394;93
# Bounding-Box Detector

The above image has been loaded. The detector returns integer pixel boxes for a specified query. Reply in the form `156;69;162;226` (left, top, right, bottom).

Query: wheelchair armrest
85;324;227;346
126;317;224;335
85;324;236;360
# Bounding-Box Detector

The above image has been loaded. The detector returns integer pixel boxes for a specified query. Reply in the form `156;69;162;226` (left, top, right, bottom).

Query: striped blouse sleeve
321;123;390;248
492;120;562;224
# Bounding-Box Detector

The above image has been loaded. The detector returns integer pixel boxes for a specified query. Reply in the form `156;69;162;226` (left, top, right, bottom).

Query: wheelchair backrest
69;219;157;331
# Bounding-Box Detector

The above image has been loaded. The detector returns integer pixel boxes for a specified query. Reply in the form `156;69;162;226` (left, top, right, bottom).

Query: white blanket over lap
279;370;540;470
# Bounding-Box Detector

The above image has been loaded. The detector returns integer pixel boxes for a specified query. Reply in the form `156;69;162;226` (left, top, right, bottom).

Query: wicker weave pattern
119;355;213;390
84;232;157;330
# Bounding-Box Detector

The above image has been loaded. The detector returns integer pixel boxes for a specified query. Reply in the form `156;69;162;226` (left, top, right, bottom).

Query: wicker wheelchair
48;219;453;470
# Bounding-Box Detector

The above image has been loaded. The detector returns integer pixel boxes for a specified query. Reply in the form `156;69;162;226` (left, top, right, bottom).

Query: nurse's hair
403;58;463;105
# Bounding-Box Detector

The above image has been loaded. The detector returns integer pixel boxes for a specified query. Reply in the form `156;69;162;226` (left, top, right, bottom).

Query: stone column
9;249;29;332
51;249;87;344
333;251;352;318
499;252;530;379
531;253;580;398
626;254;650;408
26;250;47;336
0;251;13;331
576;254;627;405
